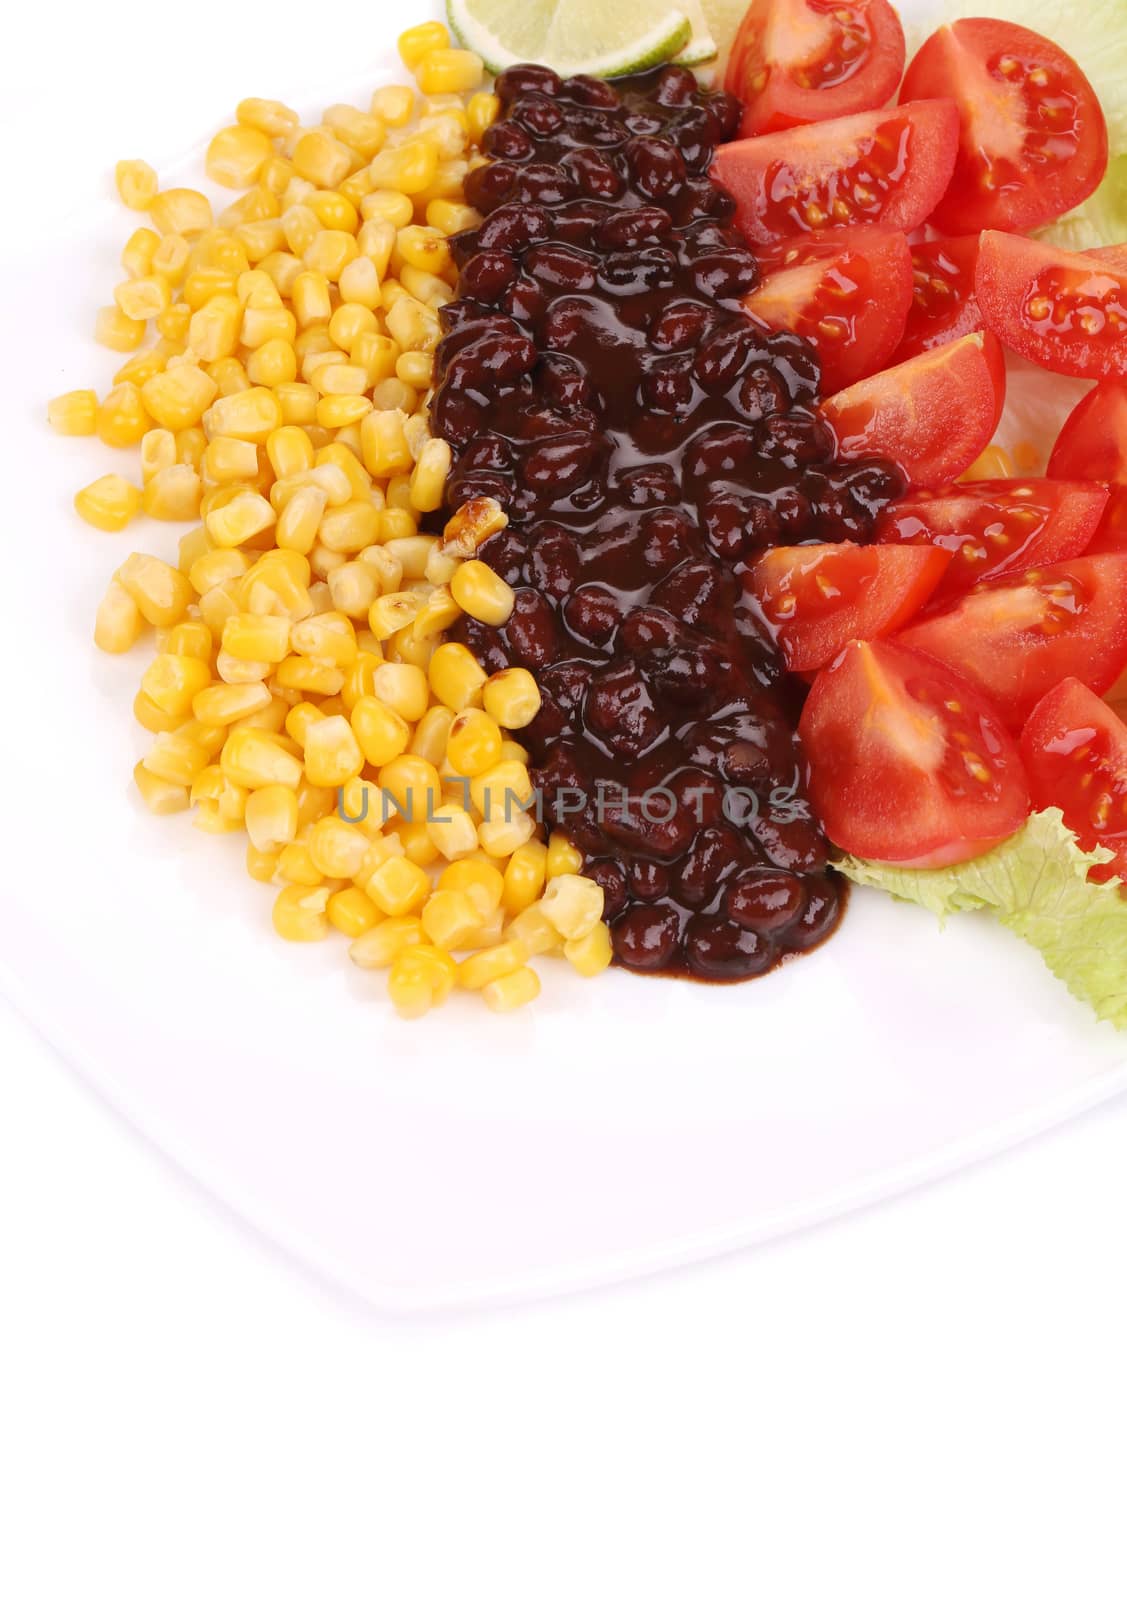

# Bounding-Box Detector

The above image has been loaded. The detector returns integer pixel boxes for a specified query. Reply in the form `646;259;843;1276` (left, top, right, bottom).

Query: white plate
3;0;1124;1312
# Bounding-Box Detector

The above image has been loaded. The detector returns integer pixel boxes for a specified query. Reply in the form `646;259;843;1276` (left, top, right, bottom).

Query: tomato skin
726;0;906;137
1021;677;1127;883
749;541;952;671
817;331;1007;491
898;555;1127;732
1048;381;1127;553
799;637;1030;866
900;18;1108;234
876;479;1108;602
711;101;959;265
975;231;1127;382
741;229;912;394
895;234;983;362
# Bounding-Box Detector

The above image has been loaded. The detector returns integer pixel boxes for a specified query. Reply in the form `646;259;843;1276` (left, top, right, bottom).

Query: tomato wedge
900;18;1108;234
741;229;912;394
876;479;1108;602
1021;677;1127;883
749;541;951;671
1048;381;1127;552
799;637;1030;867
975;231;1127;381
711;101;959;264
726;0;906;138
817;331;1006;490
895;235;983;362
898;555;1127;731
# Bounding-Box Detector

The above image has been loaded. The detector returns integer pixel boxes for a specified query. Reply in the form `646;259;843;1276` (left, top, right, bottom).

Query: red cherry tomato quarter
711;100;959;265
1021;677;1127;883
895;235;983;362
876;479;1108;601
975;231;1127;381
897;555;1127;731
741;228;913;394
749;540;952;671
900;17;1108;234
798;637;1031;867
726;0;906;137
1048;381;1127;552
817;331;1006;490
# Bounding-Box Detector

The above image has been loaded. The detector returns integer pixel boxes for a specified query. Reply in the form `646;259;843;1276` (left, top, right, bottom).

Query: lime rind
673;0;719;65
447;0;693;78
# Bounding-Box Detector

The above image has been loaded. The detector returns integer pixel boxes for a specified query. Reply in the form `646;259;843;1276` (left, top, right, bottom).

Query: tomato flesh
799;637;1030;866
1048;381;1127;553
976;230;1127;382
817;331;1007;490
898;555;1127;732
895;234;983;362
876;479;1108;602
1021;677;1127;883
900;17;1108;234
741;229;912;393
726;0;906;137
749;540;951;671
711;101;959;265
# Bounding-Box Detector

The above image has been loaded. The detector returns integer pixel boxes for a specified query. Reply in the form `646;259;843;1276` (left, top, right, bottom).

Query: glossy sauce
430;63;904;981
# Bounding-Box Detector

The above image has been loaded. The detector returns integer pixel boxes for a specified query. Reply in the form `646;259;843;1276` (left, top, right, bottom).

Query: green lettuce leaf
837;810;1127;1029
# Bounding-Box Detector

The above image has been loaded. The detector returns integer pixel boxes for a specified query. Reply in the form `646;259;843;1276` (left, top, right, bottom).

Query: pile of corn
48;20;612;1018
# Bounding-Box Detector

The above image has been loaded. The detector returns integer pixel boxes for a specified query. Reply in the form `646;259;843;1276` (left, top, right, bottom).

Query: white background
5;3;1127;1594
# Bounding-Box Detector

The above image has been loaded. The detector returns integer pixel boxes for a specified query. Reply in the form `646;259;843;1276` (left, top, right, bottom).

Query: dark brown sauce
429;62;905;981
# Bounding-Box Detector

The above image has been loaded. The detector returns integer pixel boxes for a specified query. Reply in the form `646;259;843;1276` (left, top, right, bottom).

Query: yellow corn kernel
405;438;449;515
315;395;371;429
139;366;216;431
424;800;478;862
384;952;436;1017
222;612;290;664
384;295;440;353
121;225;160;277
48;389;98;437
245;338;297;388
187;294;241;362
154;305;191;346
290;612;357;670
393;350;431;390
202;436;259;485
416;48;483;94
326;886;380;937
371;660;429;722
368;83;413;125
93;384;148;450
484;667;543;732
93;577;144;654
207;489;276;546
428;642;487;714
140;652;211;718
418;888;478;951
270;385;315;430
349;916;424;969
94;305;145;352
149;187;213;237
216;647;271;684
198;584;240;640
305;189;360;235
438;858;504;917
445;707;503;778
304;230;359;286
379;753;441;821
327;559;381;620
306;814;367;880
404;702;449;765
264;427;312;483
540;874;604;942
546;834;583;878
113;272;171;322
162;620;211;663
457;939;526;992
246;842;281;882
385;628;434;670
141;728;210;785
469;758;533;819
466;92;501;145
356;409;409;479
272;883;330;941
74;474;139;532
133;689;182;733
192;682;270;726
368;589;424;641
221;727;303;789
207;358;251;399
508;903;561;956
237;97;299;138
115;159;158;210
151;234;191;286
293;128;354;190
189;547;250;596
365;855;430;917
274;836;322;886
302;714;364;787
450;558;515;626
290;269;331;330
564;921;614;978
501;840;548;917
398;20;450;68
204;387;283;443
325;104;388;160
481;965;540;1013
348;697;408;769
237;220;288;265
369;139;439;197
478;808;536;857
336;258;381;315
132;759;189;816
206;124;273;188
137;428;175;485
961;445;1015;483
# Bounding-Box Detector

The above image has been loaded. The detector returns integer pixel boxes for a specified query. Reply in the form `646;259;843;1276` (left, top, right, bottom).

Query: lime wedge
447;0;692;78
698;0;753;67
673;0;719;65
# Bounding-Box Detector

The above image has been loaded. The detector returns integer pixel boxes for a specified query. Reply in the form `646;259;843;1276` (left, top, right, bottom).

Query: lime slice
698;0;753;67
922;0;1127;250
447;0;692;78
673;0;719;66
